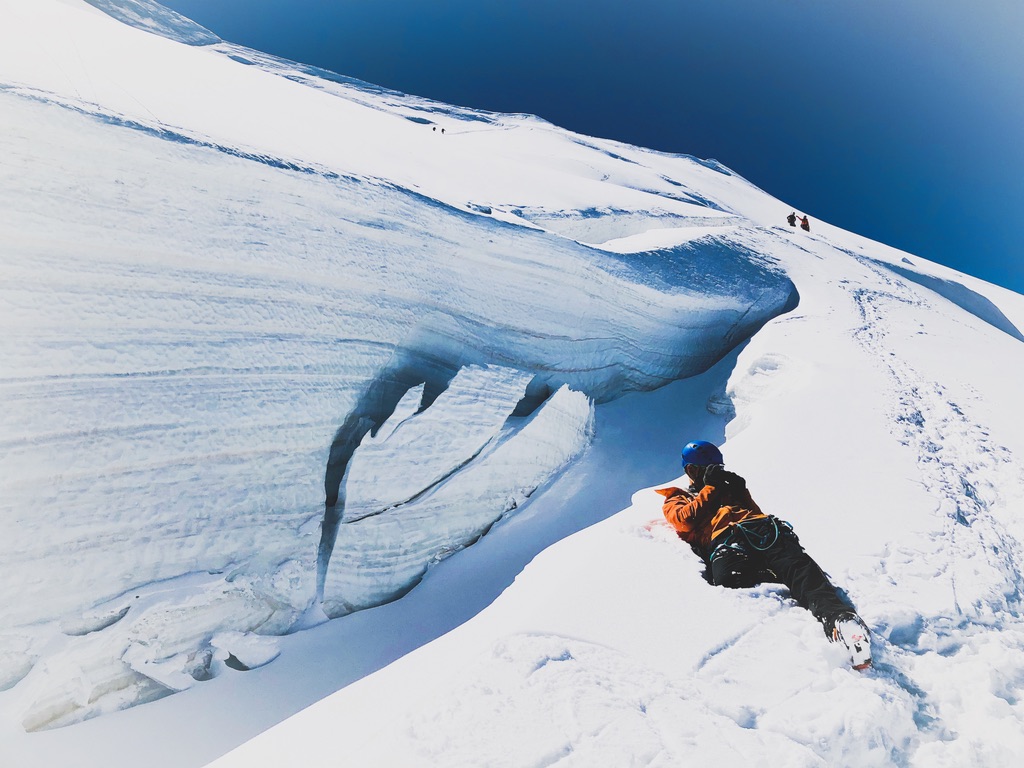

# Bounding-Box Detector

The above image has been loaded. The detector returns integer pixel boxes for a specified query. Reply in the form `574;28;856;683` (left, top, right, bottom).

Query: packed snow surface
2;2;1024;767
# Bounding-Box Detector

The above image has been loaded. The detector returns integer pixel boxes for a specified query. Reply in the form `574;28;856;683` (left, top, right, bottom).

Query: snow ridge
0;78;793;731
81;0;220;46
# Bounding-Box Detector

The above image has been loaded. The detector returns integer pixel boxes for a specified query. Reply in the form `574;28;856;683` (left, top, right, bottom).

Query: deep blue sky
161;0;1023;293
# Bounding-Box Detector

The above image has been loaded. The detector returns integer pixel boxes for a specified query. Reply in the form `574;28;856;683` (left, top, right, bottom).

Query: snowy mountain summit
3;2;1024;767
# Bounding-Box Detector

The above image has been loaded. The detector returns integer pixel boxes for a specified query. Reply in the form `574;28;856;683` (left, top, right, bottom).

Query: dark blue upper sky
161;0;1023;293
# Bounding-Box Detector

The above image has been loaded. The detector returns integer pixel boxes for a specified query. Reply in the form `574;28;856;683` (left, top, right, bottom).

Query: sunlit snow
2;2;1024;767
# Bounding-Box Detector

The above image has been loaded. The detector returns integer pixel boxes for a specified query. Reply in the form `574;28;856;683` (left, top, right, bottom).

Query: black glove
701;464;725;486
703;464;746;490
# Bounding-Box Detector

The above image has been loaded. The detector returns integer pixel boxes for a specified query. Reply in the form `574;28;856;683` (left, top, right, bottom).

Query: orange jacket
656;482;766;553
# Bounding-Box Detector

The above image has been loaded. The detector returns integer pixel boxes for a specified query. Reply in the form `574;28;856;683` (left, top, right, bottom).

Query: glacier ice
0;89;793;725
0;2;798;728
340;366;536;524
323;370;595;616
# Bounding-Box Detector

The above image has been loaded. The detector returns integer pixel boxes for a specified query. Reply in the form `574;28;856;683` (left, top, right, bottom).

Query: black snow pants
708;517;853;633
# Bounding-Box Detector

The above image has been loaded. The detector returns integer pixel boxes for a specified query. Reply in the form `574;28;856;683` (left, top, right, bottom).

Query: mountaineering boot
831;613;872;670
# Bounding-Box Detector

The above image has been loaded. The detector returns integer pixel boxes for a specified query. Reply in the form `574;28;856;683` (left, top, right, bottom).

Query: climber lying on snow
656;440;872;669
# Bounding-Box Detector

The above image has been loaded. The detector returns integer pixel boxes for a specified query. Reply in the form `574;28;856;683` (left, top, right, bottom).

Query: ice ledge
323;373;596;616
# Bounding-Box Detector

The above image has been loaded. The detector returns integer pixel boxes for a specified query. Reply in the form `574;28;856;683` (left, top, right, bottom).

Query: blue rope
734;516;781;551
707;516;786;562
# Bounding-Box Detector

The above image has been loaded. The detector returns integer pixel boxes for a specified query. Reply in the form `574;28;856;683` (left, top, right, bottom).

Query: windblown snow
1;2;1023;767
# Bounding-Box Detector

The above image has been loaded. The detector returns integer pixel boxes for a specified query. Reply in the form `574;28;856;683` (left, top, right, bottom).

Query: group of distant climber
787;211;811;231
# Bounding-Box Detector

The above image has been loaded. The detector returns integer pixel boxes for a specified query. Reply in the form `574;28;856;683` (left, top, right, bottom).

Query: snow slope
3;2;1024;766
1;0;791;736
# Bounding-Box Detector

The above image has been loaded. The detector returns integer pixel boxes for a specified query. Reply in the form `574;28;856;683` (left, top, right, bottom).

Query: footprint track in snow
847;266;1024;623
840;258;1024;755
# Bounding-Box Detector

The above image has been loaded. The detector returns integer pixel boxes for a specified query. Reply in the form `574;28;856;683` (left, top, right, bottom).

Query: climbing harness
707;516;792;562
735;516;782;551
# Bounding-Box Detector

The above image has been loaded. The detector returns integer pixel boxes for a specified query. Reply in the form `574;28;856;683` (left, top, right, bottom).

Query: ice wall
324;368;595;616
0;90;794;727
0;0;801;721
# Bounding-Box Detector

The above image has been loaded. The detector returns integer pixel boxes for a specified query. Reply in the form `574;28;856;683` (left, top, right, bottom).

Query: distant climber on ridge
787;211;797;227
799;215;811;232
656;440;871;669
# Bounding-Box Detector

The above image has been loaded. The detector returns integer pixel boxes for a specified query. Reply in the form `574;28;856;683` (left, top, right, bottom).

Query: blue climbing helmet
681;440;723;467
